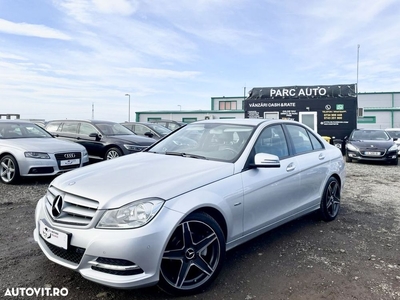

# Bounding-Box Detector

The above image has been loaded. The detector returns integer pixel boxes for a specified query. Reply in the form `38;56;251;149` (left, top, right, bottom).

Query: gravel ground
0;160;399;300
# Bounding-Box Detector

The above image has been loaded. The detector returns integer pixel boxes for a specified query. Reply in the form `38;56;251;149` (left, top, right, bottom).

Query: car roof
0;119;34;124
47;119;117;124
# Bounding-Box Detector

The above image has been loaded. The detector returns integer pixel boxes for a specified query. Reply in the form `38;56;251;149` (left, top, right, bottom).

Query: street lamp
178;105;181;111
125;94;130;122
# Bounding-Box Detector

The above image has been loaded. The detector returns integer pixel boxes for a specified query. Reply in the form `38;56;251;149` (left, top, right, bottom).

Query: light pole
178;105;181;111
125;94;130;122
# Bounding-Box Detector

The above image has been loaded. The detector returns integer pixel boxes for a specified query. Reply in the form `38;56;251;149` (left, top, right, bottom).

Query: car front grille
42;237;85;265
55;152;82;170
45;186;99;226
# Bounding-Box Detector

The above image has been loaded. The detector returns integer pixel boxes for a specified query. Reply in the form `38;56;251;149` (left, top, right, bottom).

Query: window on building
182;118;197;123
219;101;237;110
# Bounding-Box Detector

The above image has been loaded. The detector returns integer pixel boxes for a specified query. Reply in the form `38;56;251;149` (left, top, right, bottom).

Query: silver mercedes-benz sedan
33;119;345;295
0;120;89;184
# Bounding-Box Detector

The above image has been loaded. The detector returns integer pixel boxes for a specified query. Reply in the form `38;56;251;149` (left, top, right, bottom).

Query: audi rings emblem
52;195;63;218
64;153;76;159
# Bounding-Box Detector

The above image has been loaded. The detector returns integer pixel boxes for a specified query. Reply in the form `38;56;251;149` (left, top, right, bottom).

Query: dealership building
137;90;400;131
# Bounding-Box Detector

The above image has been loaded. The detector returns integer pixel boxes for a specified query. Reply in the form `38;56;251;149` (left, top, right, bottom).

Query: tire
158;212;225;296
0;155;20;184
320;177;341;222
104;147;122;160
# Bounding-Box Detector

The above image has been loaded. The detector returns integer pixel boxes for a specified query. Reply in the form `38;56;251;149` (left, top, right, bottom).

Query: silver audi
34;119;345;295
0;120;89;184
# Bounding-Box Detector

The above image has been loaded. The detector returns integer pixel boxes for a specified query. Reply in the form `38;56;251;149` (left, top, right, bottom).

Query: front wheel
158;212;225;296
104;147;122;160
0;155;20;184
320;177;341;221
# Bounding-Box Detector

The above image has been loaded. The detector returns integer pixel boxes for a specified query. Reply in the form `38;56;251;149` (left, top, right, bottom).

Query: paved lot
0;160;399;300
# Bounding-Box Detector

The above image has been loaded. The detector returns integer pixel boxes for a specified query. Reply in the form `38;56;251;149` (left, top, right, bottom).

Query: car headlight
124;144;147;151
97;198;164;229
24;152;50;159
346;144;359;152
83;150;88;157
389;144;398;151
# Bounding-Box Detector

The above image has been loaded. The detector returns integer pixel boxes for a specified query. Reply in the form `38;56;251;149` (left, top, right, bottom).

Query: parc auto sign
247;84;356;100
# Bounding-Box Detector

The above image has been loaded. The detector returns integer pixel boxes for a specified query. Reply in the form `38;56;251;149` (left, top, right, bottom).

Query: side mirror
144;131;154;138
89;132;101;140
250;153;280;168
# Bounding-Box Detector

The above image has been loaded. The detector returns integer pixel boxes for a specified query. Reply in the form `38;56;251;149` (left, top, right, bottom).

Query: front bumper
346;150;398;162
33;196;183;289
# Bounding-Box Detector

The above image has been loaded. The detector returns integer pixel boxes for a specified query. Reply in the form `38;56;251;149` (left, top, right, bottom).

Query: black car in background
45;120;156;160
121;122;172;140
345;129;398;165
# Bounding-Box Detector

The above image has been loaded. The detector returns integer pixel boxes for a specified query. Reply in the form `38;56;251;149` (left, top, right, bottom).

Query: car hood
1;138;85;152
349;139;395;148
50;152;235;209
105;134;156;145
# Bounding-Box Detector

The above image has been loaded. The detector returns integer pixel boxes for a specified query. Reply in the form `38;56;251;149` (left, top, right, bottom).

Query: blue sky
0;0;399;122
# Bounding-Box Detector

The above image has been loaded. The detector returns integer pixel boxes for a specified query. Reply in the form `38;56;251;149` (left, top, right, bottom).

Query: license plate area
39;219;70;250
364;151;380;156
60;158;80;166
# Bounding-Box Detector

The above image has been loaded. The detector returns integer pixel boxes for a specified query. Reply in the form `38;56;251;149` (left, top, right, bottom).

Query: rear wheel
104;147;122;160
0;155;20;184
158;212;225;296
320;177;341;221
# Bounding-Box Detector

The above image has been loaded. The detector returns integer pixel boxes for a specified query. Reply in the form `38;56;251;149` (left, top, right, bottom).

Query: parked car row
45;120;156;160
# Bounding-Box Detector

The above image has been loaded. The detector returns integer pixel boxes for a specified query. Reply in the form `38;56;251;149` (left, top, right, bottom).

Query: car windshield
0;123;53;139
96;123;135;136
386;130;400;139
147;124;172;136
147;122;255;162
351;130;390;141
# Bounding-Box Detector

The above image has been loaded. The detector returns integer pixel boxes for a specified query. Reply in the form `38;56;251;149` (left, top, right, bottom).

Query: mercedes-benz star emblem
52;195;63;218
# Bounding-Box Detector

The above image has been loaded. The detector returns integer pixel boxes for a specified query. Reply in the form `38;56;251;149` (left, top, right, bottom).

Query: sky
0;0;400;122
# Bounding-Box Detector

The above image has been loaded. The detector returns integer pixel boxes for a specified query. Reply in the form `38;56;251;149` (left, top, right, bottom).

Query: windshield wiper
165;152;207;160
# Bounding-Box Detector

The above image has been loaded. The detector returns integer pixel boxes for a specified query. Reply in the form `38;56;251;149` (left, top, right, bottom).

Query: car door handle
76;137;81;140
318;153;325;160
286;162;296;172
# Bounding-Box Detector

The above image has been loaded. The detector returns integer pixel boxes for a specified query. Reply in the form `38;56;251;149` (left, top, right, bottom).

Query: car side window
79;123;98;136
286;125;313;154
254;125;289;159
309;132;324;150
46;122;61;132
134;125;148;135
60;122;79;134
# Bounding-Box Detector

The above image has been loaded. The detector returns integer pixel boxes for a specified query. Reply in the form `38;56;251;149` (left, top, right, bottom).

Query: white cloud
0;18;71;40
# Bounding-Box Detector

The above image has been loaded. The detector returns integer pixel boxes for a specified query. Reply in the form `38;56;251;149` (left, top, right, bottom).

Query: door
299;112;317;131
241;124;301;234
263;112;279;120
285;124;330;208
77;122;104;158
